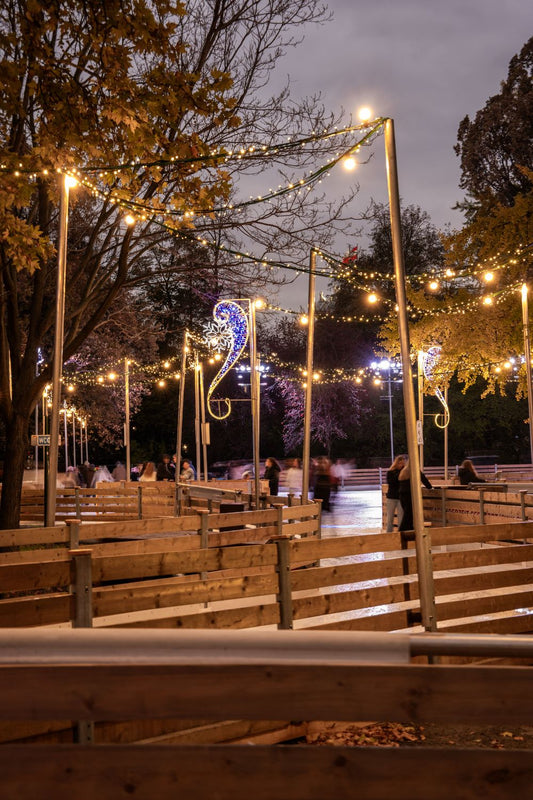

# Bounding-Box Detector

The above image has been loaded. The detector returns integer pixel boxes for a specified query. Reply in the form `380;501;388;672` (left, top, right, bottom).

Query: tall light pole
175;331;189;483
521;283;533;466
249;299;262;506
302;248;317;503
46;174;75;526
384;118;437;633
124;357;131;481
194;353;201;481
199;361;209;481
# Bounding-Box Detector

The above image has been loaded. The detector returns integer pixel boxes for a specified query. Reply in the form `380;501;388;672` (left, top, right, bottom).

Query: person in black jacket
458;459;486;486
398;459;433;532
263;457;281;496
385;454;406;532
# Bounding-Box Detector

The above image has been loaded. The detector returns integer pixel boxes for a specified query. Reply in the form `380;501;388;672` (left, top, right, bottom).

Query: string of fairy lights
5;112;533;403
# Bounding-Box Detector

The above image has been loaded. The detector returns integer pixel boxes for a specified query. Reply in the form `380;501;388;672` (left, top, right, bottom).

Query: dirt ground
305;721;533;750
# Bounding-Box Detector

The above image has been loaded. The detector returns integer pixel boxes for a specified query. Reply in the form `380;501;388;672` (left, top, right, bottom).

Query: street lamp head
358;106;373;122
64;174;78;189
343;156;356;171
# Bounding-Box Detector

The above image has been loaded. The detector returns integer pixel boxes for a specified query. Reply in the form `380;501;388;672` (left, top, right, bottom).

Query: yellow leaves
0;209;54;274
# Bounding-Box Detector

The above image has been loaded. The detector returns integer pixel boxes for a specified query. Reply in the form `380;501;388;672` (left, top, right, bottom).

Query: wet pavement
318;489;382;536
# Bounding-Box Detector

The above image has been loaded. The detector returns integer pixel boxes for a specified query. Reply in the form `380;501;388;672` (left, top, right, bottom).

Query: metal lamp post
521;283;533;466
46;174;75;527
302;248;317;503
384;118;437;632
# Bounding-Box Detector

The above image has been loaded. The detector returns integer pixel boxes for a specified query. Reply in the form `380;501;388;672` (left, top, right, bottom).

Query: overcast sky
262;0;531;305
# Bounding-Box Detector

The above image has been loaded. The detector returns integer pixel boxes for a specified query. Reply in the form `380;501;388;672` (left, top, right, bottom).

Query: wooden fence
0;628;531;799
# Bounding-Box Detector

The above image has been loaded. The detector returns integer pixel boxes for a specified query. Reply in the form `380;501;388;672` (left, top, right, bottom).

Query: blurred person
385;454;406;532
458;459;486;486
180;460;195;482
112;461;127;481
156;454;174;481
263;457;281;496
398;459;433;532
139;461;156;482
286;458;303;496
313;456;332;512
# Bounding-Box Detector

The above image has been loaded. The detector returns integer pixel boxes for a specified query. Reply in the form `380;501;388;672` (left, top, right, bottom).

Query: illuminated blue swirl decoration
422;346;450;429
207;300;249;420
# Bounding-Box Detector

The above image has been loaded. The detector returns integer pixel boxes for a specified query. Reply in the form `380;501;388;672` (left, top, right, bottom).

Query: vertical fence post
137;485;143;519
69;547;94;744
440;487;447;527
67;518;81;549
74;488;81;519
519;489;527;521
479;488;486;524
274;505;293;630
200;511;209;606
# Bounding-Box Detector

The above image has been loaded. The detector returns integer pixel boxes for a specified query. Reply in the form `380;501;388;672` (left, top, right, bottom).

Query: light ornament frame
206;300;249;420
422;346;450;429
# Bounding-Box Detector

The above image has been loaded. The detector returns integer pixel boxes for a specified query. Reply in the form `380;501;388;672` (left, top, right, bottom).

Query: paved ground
317;489;382;535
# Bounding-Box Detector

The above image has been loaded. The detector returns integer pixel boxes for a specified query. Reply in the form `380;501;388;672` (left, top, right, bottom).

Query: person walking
313;456;332;512
398;459;433;532
385;454;406;532
458;459;486;486
263;457;281;496
286;458;303;496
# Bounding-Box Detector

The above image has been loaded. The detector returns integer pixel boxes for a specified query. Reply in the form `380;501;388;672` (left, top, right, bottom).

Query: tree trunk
0;410;30;529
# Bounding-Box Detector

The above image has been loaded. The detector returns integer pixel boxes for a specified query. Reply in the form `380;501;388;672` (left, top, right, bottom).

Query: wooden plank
292;582;411;621
91;542;278;583
430;520;533;545
282;503;318;520
0;526;69;547
290;555;412;593
1;745;531;800
79;515;202;539
1;663;532;725
440;614;533;635
110;601;280;630
207;509;278;528
432;566;533;599
92;573;278;618
290;532;404;562
431;543;533;571
0;593;72;627
436;587;533;622
0;558;71;592
309;609;410;632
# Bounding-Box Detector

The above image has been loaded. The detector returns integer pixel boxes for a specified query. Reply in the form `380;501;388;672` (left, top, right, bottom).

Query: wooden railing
0;629;531;799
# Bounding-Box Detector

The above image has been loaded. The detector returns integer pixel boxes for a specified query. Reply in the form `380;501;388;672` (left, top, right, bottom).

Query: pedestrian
458;459;486;486
385;454;406;532
313;455;332;511
263;457;281;496
156;454;174;481
286;457;303;496
398;459;433;532
139;461;156;482
180;459;195;482
112;461;127;481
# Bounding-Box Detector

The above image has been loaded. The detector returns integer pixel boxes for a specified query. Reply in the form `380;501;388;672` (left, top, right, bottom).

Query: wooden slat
431;543;533;571
430;520;533;545
290;555;413;593
0;526;69;548
110;601;280;630
0;593;72;627
292;582;411;621
290;532;404;562
0;745;532;800
0;558;71;592
310;609;410;632
1;663;531;724
92;573;278;618
436;586;533;622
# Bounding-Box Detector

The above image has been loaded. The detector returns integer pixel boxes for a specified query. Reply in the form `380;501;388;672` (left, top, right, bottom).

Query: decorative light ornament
482;296;494;306
343;156;356;171
206;300;249;420
421;346;450;429
368;292;378;304
428;280;439;291
483;271;494;282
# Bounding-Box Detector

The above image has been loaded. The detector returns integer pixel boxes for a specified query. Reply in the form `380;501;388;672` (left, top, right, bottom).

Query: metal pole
79;417;84;466
417;350;424;470
124;357;131;481
63;402;69;471
388;367;394;462
444;385;449;481
72;411;76;469
521;284;533;467
302;248;317;503
46;175;70;527
175;331;188;484
194;353;201;481
250;300;261;506
84;419;89;464
199;362;208;482
384;118;436;632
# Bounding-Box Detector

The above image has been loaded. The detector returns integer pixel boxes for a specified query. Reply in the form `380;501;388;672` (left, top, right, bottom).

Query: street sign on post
31;435;61;447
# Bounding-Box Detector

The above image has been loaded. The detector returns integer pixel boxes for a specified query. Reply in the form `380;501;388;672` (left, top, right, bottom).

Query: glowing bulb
483;271;494;282
313;372;320;381
368;292;378;304
428;280;439;291
358;106;373;122
64;175;78;188
299;314;309;326
495;366;501;373
504;361;512;369
343;156;356;171
355;377;362;384
254;298;265;309
158;380;166;388
163;361;170;369
445;268;455;278
482;296;493;306
214;353;222;361
97;376;104;384
124;214;136;226
67;384;74;392
108;371;117;380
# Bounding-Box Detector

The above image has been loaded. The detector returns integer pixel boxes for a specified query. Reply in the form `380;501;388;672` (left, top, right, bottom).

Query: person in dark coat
156;454;174;481
398;459;433;532
263;457;281;496
458;459;486;486
385;454;406;532
313;456;332;511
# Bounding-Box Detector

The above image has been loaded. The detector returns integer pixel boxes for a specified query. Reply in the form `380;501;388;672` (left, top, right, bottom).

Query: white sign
416;420;424;445
31;435;61;447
